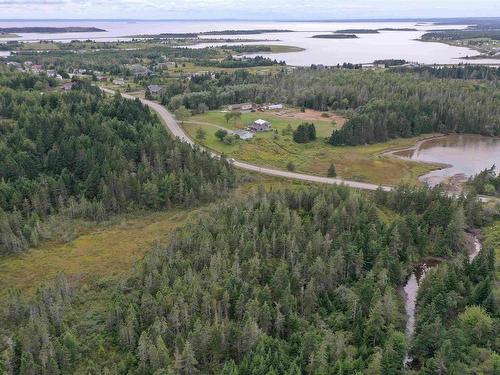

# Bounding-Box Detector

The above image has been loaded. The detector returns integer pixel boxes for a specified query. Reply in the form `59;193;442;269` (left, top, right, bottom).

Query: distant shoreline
0;27;106;33
0;17;497;23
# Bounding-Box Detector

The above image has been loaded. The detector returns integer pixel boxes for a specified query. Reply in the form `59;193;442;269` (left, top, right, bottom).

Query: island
130;32;199;39
223;45;305;54
373;59;407;66
378;27;418;31
0;27;106;33
312;34;358;39
200;29;293;35
0;33;19;38
335;29;379;34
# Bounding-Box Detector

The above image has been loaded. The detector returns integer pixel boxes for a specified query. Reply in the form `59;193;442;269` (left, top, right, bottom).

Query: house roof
62;82;75;90
235;130;253;139
254;119;270;126
148;84;163;92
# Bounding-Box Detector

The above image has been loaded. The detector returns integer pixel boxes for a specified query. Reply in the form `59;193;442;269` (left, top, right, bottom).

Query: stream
403;234;482;366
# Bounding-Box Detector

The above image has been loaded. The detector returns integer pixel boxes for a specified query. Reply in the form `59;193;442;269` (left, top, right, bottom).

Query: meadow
0;210;192;298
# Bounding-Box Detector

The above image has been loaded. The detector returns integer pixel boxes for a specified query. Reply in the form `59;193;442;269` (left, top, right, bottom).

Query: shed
235;130;254;140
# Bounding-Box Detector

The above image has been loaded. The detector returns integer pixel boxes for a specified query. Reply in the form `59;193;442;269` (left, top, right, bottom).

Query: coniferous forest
0;184;498;374
0;72;235;253
0;63;499;375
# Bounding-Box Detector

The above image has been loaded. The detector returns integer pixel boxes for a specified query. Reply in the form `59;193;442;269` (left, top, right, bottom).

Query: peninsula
0;27;106;33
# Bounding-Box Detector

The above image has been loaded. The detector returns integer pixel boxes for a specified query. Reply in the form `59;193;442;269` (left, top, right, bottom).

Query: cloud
0;0;498;19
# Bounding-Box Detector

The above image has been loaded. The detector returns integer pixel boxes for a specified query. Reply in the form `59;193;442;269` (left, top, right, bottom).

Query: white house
113;78;125;86
250;119;271;132
267;104;283;110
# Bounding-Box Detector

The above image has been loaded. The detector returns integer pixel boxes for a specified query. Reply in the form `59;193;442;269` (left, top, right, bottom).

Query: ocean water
0;19;497;65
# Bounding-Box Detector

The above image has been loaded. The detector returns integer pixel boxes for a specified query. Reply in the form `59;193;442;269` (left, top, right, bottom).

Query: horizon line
1;16;499;22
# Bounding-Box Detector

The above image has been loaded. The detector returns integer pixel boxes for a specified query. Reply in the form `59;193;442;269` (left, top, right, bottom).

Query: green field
184;111;440;186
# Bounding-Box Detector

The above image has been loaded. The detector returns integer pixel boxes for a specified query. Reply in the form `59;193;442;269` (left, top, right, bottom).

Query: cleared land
185;110;440;185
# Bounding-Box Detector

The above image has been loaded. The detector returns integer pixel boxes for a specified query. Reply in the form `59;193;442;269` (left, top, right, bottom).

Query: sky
1;0;499;20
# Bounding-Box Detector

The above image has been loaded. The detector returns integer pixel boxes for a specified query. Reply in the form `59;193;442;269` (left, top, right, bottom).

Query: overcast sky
1;0;499;20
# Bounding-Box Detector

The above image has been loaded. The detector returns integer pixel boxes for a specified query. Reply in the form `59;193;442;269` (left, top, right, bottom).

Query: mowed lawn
190;110;337;137
184;111;440;186
0;209;193;297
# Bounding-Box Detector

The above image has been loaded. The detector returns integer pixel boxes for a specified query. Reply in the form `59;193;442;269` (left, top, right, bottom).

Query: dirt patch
275;109;346;126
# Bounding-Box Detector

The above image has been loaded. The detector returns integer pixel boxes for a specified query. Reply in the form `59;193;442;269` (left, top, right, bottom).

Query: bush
196;128;207;140
286;162;295;171
223;135;238;144
215;129;228;141
327;163;337;177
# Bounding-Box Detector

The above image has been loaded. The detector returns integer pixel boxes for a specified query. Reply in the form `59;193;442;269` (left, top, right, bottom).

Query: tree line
162;67;499;146
1;184;495;373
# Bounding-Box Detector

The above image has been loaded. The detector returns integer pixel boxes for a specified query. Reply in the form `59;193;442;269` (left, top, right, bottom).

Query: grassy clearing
0;209;193;298
0;175;311;298
191;110;338;138
184;111;440;186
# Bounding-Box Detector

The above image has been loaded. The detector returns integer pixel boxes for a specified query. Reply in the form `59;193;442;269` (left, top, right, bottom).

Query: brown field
277;108;347;126
0;210;193;298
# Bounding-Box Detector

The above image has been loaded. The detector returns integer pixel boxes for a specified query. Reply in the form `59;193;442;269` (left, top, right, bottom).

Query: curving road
103;88;500;200
100;88;390;192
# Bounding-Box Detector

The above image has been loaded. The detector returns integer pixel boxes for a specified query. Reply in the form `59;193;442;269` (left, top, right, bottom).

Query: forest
391;65;500;80
0;70;235;253
164;67;499;146
0;53;499;374
0;185;497;374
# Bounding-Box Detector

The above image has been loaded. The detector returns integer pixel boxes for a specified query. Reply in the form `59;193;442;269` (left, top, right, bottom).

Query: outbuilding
250;119;271;132
235;130;254;140
147;84;164;95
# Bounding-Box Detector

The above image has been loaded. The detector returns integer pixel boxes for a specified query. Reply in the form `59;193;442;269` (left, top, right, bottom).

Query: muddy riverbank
386;134;500;191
